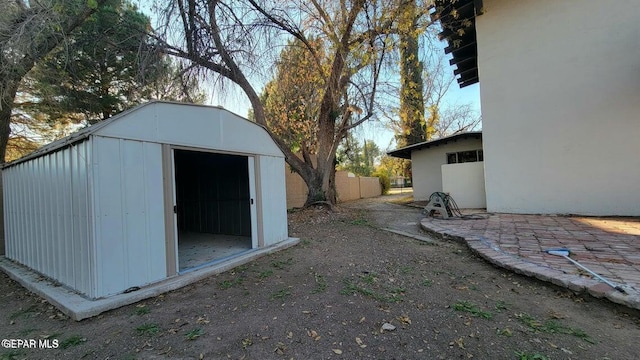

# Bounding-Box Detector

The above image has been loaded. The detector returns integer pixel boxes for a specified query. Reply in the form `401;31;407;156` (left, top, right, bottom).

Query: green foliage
9;306;38;320
185;328;203;340
270;288;292;301
270;258;294;269
375;155;410;189
134;305;151;315
514;351;548;360
136;323;160;336
396;0;426;148
10;0;204;160
59;335;86;349
515;313;594;343
0;350;26;360
219;277;244;290
350;218;369;226
452;300;493;319
311;273;327;294
23;0;156;121
372;169;390;194
421;278;433;287
337;135;381;177
340;276;406;303
494;301;509;312
260;37;326;154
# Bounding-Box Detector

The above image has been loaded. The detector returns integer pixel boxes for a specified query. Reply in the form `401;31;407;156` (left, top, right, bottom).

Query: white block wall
442;162;486;209
411;138;483;201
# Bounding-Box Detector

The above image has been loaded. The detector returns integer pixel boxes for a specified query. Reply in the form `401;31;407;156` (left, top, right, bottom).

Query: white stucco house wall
430;0;640;216
1;101;293;301
388;132;485;208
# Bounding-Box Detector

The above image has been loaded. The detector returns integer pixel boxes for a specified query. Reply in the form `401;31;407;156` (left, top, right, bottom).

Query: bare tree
154;0;421;206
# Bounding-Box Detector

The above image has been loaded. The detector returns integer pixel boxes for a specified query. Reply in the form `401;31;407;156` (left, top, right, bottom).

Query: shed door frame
162;144;259;276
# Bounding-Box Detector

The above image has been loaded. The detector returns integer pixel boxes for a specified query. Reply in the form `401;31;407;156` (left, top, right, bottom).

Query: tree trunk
0;78;19;164
0;79;17;255
302;156;337;206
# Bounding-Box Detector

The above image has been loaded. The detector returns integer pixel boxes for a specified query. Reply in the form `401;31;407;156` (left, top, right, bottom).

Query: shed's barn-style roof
3;101;279;168
387;131;482;159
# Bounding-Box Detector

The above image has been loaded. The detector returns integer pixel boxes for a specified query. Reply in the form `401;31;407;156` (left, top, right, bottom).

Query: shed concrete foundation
0;237;299;321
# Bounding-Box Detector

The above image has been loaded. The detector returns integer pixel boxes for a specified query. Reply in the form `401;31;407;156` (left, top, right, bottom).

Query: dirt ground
1;196;640;360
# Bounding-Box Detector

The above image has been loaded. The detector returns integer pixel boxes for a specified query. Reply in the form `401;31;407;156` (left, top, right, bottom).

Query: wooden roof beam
445;40;477;55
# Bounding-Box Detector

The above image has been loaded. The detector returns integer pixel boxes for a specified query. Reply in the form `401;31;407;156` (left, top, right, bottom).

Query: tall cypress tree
397;0;427;147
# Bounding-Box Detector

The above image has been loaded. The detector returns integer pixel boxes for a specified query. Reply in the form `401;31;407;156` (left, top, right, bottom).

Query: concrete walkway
420;211;640;310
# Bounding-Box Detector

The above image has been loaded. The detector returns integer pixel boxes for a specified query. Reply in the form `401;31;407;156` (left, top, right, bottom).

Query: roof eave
387;131;483;159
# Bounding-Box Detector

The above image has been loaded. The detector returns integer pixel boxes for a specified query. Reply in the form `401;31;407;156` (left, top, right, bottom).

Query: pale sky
137;1;483;152
208;80;482;152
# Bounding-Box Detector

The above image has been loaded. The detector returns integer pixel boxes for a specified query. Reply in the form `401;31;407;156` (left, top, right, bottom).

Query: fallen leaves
274;342;287;355
307;329;321;341
397;315;412;325
450;337;465;349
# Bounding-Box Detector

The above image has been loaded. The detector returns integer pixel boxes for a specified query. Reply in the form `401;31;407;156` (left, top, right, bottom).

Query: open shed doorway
173;149;255;271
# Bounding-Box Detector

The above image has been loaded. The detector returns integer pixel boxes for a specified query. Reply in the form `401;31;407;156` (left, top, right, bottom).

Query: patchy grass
59;335;87;349
0;350;26;360
400;266;413;274
421;278;433;287
134;304;150;315
452;300;493;319
219;277;244;290
185;328;203;340
258;270;274;279
234;265;249;273
311;273;327;294
494;301;509;312
515;313;594;343
271;288;292;301
136;323;160;336
341;278;376;298
17;328;38;336
514;351;549;360
362;273;377;284
339;277;405;303
385;287;406;303
350;218;369;226
9;305;38;320
270;258;294;270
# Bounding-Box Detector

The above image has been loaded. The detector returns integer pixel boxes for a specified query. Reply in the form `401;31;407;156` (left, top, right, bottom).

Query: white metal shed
2;101;290;299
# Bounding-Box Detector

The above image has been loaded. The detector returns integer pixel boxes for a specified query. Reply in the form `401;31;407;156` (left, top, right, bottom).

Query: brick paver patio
420;212;640;310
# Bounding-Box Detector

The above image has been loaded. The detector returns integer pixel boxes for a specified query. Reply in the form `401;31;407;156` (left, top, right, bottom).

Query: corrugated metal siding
3;141;94;296
257;155;288;246
92;136;166;298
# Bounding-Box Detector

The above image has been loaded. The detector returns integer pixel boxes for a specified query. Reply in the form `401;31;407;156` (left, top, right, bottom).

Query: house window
446;149;483;164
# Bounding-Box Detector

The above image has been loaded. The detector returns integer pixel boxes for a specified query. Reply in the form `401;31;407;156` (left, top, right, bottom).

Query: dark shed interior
174;150;251;237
